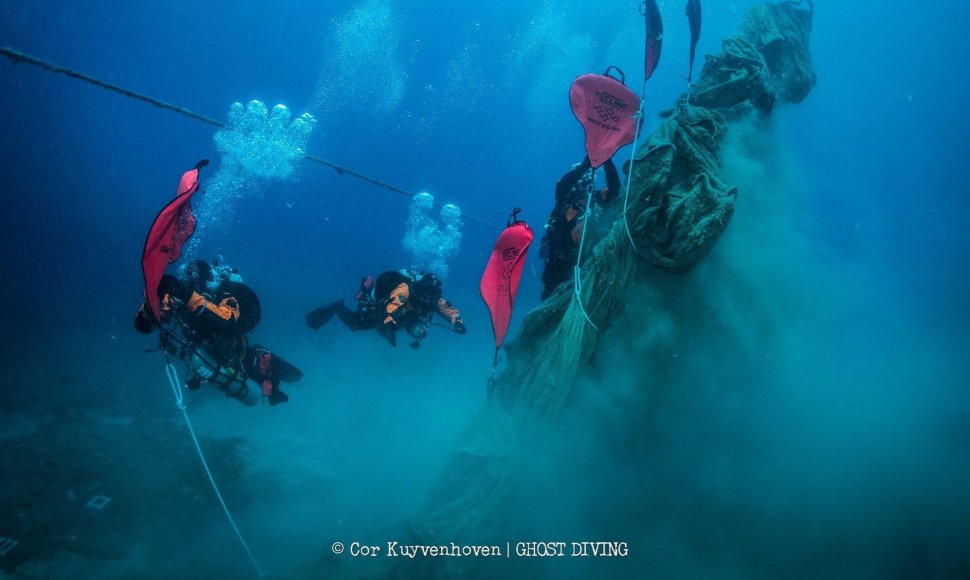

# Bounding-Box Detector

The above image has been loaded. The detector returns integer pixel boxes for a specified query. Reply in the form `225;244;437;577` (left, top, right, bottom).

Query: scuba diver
539;155;621;300
134;259;302;406
305;269;467;349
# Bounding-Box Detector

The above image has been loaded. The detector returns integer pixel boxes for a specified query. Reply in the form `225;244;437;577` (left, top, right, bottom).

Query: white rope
572;180;600;331
164;362;265;578
165;363;185;410
622;80;647;252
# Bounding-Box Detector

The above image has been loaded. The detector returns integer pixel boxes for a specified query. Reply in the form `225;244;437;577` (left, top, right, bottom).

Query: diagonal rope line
1;46;500;230
572;179;600;332
164;362;264;579
622;80;647;254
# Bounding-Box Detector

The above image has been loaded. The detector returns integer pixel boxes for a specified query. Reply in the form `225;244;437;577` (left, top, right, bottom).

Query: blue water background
1;0;968;578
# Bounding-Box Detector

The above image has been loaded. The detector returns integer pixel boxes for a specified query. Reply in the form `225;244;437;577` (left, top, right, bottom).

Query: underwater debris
85;495;112;510
0;537;18;557
400;1;817;570
500;0;816;423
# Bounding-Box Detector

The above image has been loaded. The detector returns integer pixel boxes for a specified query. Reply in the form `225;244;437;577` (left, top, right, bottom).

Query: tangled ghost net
398;3;817;575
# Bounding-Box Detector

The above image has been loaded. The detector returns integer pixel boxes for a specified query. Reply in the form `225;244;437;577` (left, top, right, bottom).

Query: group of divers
134;155;620;406
129;0;731;405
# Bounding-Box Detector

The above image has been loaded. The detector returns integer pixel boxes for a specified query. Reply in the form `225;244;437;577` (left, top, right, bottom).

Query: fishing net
498;0;816;431
348;4;816;578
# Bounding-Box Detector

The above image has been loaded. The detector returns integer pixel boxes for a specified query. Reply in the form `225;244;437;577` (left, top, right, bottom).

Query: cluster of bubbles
187;100;315;256
314;0;405;116
508;6;593;134
402;192;462;279
215;100;316;180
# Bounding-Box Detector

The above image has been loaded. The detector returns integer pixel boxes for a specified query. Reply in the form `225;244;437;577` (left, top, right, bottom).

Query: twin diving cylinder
188;349;262;406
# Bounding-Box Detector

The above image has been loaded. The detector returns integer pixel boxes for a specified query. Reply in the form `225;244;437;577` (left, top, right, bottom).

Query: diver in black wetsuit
306;269;466;349
134;260;301;406
539;156;621;300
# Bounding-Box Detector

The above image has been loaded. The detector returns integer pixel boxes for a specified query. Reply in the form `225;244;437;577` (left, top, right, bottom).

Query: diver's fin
305;308;330;329
251;344;304;383
305;300;344;329
268;387;289;406
278;360;303;383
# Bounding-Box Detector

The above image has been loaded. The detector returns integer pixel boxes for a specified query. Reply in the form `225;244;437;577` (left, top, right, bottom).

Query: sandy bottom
0;324;489;579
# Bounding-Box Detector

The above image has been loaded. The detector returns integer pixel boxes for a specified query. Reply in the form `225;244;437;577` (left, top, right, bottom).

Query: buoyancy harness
153;286;263;406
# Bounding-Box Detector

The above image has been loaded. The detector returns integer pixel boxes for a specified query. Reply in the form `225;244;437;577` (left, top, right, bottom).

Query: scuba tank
188;349;262;407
